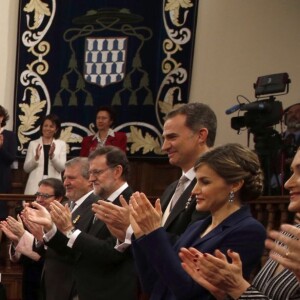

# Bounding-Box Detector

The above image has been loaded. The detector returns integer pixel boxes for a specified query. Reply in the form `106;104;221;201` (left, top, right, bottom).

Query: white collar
92;128;115;141
106;182;129;202
71;190;94;212
182;167;196;182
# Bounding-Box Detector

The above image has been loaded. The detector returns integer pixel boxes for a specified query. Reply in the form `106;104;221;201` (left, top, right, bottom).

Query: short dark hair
39;114;62;139
0;105;10;127
38;178;66;198
194;143;264;202
96;106;116;125
65;157;90;180
166;103;217;147
88;146;130;181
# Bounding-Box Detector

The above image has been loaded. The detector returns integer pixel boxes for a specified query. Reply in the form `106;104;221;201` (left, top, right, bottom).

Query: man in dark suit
94;103;217;244
26;146;138;300
32;157;98;300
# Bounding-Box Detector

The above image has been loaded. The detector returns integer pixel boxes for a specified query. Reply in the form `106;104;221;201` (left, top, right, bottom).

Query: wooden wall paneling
128;159;181;197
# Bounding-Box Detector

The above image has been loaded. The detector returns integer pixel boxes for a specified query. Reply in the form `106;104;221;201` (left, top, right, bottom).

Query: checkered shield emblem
84;37;128;87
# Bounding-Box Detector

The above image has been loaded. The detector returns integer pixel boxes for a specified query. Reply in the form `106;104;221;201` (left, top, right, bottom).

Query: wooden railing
0;194;294;300
248;196;294;231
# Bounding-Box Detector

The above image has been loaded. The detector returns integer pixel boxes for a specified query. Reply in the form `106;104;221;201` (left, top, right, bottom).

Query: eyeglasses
34;192;55;199
88;167;110;177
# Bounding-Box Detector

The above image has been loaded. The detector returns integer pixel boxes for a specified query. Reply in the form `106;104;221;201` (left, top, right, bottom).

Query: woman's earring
229;191;234;203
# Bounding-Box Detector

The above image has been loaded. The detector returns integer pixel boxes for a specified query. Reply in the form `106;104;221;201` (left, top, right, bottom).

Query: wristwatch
66;227;76;238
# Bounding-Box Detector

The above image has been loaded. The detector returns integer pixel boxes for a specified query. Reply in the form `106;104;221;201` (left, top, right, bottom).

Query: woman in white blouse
24;114;66;195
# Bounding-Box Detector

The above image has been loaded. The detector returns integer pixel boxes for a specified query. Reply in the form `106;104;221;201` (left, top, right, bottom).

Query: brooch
185;196;193;210
73;215;80;224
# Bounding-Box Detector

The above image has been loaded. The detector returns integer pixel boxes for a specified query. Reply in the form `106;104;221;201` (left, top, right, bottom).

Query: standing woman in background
23;114;66;195
80;106;127;156
0;105;17;220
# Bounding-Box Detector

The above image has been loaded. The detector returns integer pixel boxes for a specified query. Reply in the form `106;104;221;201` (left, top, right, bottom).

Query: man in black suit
26;146;138;300
29;157;98;300
94;102;217;245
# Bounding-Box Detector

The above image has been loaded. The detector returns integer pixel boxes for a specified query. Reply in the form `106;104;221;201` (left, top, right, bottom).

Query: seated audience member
23;114;67;195
0;178;65;300
128;143;267;300
80;105;127;156
179;146;300;299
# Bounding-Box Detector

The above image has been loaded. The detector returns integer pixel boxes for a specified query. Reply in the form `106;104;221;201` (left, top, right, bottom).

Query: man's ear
197;128;208;144
113;165;123;179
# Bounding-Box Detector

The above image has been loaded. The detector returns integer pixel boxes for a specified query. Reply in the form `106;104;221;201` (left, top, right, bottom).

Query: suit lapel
72;193;99;232
160;181;178;212
178;206;252;250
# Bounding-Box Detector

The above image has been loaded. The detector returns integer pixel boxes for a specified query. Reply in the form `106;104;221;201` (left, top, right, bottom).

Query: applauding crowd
1;103;300;300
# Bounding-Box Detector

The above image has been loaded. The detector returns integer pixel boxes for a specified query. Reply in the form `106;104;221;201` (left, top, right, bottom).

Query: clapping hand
49;142;56;159
129;192;162;237
265;224;300;282
23;202;53;231
49;200;73;233
21;215;44;241
35;144;42;160
92;195;130;241
0;220;19;243
5;215;25;239
179;248;250;300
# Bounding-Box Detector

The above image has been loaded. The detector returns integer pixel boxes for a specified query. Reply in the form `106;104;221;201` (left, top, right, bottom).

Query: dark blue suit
132;205;266;300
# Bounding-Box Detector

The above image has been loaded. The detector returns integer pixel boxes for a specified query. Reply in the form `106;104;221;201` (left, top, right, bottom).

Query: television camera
226;73;291;195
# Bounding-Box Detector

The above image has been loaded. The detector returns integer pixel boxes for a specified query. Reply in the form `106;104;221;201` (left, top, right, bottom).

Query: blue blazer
132;205;266;300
